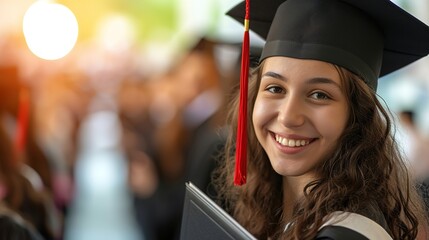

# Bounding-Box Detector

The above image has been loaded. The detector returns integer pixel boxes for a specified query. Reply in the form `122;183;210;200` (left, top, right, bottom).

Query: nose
277;94;305;128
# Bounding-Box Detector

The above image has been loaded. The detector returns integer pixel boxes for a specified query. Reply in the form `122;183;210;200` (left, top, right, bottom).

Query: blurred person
1;63;63;239
397;109;429;216
151;38;225;183
151;38;226;239
397;109;429;180
0;37;53;194
183;43;264;196
34;70;93;216
119;74;187;240
182;40;243;195
117;78;160;240
0;203;44;240
0;122;55;239
118;79;158;198
149;41;221;170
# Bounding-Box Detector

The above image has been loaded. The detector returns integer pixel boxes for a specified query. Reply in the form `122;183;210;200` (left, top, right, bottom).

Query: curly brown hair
213;63;427;239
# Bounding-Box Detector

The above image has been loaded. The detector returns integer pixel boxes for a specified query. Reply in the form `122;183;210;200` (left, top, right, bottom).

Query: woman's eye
309;91;330;100
266;85;284;94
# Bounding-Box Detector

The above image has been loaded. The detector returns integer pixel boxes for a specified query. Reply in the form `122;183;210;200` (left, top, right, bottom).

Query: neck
282;175;315;222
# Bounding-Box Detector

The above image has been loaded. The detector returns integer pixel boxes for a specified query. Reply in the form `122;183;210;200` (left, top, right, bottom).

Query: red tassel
14;87;30;162
234;0;250;186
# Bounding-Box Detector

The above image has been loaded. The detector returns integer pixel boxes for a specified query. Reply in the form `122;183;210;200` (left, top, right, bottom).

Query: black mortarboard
228;0;429;90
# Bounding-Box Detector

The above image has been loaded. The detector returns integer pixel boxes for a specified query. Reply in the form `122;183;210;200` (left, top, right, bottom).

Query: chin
273;167;304;177
271;163;317;178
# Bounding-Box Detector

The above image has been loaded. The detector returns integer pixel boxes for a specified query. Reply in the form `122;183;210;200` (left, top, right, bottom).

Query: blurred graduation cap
228;0;429;185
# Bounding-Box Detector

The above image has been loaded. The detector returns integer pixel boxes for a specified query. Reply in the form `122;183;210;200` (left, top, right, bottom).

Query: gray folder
180;182;256;240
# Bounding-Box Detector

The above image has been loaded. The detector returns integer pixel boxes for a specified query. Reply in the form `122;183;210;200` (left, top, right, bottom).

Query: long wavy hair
213;62;426;239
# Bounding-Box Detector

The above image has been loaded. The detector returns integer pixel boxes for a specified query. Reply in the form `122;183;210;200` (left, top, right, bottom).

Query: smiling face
252;56;349;181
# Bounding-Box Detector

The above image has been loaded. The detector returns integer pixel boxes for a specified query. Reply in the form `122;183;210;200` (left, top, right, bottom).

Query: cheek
317;107;348;140
252;97;273;130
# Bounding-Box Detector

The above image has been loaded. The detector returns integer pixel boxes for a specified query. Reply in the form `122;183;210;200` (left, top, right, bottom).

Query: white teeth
275;135;310;147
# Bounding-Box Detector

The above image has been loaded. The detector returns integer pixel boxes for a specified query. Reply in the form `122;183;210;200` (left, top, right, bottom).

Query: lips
274;134;312;147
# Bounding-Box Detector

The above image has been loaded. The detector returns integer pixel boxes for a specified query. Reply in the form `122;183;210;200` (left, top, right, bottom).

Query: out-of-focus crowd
0;30;243;240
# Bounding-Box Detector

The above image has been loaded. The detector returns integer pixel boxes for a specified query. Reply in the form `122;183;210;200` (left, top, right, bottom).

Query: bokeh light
23;0;78;60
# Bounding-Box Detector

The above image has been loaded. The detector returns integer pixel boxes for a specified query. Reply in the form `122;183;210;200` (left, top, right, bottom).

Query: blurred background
0;0;428;240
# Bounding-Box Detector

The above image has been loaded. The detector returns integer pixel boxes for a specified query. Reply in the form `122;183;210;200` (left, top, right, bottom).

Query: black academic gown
315;207;392;240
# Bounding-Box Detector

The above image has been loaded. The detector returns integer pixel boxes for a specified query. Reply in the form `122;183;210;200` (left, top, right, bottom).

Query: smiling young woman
212;1;429;238
215;59;428;239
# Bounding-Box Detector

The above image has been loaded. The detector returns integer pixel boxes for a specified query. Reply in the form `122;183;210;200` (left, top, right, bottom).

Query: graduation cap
228;0;429;185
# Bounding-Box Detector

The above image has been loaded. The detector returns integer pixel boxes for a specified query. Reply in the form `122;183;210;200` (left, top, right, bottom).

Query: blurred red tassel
14;87;30;160
234;0;250;186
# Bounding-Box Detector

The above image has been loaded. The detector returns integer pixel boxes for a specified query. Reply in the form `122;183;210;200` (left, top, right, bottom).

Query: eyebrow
262;71;286;81
261;71;341;89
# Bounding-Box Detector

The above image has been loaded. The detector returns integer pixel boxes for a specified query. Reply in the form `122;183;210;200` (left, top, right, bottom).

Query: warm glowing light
23;1;78;60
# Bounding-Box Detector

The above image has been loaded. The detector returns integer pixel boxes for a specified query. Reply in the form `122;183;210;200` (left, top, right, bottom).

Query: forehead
261;56;340;81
